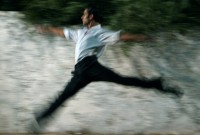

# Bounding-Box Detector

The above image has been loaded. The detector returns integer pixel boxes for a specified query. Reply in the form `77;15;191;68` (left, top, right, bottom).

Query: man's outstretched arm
36;25;65;37
120;33;153;42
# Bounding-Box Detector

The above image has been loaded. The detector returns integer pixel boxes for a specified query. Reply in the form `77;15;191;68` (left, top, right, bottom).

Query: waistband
74;55;98;74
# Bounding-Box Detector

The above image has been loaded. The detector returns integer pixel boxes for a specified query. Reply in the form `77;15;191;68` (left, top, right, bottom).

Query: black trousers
36;56;162;120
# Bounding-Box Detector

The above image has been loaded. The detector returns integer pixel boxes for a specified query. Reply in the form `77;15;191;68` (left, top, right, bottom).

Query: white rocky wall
0;12;200;134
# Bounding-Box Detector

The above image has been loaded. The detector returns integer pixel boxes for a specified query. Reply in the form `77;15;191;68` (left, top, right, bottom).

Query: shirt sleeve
98;30;121;45
63;28;78;43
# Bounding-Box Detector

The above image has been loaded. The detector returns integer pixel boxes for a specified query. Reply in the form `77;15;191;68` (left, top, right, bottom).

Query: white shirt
64;25;120;63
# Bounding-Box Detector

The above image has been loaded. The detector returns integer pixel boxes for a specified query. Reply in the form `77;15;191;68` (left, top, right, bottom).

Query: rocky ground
0;12;200;135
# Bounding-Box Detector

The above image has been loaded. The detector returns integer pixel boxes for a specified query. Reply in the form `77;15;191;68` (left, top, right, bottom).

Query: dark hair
86;5;103;23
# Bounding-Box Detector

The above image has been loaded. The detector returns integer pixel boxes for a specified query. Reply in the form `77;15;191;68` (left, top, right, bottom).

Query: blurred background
0;0;200;134
0;0;200;32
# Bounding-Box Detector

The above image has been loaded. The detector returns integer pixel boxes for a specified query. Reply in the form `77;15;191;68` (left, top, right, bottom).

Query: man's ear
89;14;94;20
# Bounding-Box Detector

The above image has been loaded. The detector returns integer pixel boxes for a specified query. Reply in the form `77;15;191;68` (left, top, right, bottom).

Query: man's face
81;9;91;25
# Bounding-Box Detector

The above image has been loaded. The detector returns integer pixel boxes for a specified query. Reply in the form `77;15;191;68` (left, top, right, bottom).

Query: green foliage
0;0;24;11
21;0;116;26
21;0;85;25
110;0;191;33
1;0;199;32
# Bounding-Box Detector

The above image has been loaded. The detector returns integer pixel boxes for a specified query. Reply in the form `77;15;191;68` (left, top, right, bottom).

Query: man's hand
120;33;155;42
36;25;48;34
35;25;65;37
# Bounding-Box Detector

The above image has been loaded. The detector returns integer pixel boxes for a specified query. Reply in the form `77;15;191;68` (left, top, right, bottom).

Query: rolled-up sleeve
64;28;78;42
99;30;121;45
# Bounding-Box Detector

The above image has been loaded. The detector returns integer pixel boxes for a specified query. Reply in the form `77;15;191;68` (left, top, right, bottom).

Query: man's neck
87;21;100;29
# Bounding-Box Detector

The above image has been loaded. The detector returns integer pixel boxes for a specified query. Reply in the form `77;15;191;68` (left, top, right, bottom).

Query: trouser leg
36;74;91;121
89;61;162;89
88;61;182;97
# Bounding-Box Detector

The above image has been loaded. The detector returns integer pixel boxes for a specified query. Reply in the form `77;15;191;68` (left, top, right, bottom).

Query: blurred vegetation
0;0;200;33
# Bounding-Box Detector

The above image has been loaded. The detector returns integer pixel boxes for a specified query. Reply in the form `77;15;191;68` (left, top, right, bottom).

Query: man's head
81;6;102;26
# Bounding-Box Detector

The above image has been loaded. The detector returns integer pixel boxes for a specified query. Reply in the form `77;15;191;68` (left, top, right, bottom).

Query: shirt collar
84;24;101;31
91;24;101;30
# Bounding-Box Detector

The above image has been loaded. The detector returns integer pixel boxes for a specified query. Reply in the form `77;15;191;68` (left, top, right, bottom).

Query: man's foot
28;117;42;133
150;77;184;97
161;85;184;98
28;112;50;134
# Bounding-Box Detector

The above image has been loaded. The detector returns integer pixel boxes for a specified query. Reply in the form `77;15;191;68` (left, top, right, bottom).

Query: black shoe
162;85;184;98
150;77;184;97
28;117;42;134
28;112;50;134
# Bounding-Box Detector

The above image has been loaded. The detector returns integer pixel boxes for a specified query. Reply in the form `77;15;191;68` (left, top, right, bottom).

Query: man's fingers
35;25;46;34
